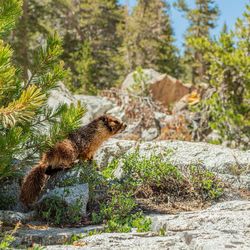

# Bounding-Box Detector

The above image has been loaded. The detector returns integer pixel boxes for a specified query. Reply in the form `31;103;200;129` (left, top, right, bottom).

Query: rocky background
48;69;200;142
0;70;250;249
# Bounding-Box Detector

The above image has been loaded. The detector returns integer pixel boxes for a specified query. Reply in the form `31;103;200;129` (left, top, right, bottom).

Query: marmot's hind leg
46;139;78;172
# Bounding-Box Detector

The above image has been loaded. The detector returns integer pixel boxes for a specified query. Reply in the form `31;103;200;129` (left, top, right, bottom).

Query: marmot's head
99;115;127;135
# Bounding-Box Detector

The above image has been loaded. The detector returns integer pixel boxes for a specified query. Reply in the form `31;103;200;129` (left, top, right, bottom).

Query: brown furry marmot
20;115;126;206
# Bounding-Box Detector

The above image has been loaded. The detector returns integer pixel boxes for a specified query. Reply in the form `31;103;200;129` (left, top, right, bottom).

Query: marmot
20;115;126;206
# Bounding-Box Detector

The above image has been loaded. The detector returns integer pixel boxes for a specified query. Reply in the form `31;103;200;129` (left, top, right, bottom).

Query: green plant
0;233;15;249
91;179;151;233
28;245;46;250
65;233;84;245
37;161;105;226
104;151;224;202
75;162;108;201
92;193;136;232
189;166;224;200
105;212;151;233
158;227;167;236
40;151;223;230
65;230;101;246
130;213;152;233
86;229;101;237
38;196;83;225
0;222;20;249
102;159;119;180
130;67;150;96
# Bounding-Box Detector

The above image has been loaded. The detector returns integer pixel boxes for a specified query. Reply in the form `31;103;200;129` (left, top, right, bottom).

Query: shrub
38;196;83;225
92;192;151;233
104;151;224;202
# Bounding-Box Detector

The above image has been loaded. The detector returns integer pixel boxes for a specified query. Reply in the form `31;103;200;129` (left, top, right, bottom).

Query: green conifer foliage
190;3;250;147
0;0;86;179
120;0;181;77
175;0;219;83
70;41;96;94
45;0;123;93
9;0;51;79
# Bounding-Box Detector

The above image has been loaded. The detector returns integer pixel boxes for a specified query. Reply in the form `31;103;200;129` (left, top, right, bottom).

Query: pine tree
9;0;50;79
221;22;228;34
71;41;96;93
119;0;181;77
42;0;124;93
175;0;219;83
191;3;250;147
0;0;86;179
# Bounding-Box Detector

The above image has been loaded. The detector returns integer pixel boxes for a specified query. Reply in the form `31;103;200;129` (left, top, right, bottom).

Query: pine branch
25;33;65;90
45;101;87;149
0;41;17;99
0;85;46;128
0;0;22;37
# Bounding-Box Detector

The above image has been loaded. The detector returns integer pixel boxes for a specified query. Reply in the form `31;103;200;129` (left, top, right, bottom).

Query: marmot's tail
20;163;47;206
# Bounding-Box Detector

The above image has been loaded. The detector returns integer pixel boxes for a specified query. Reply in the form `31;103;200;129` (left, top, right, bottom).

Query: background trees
174;0;219;83
48;0;124;93
119;0;182;78
9;0;124;93
9;0;183;93
189;3;250;147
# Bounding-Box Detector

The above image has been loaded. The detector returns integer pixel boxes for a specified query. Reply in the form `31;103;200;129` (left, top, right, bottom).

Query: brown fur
20;115;126;206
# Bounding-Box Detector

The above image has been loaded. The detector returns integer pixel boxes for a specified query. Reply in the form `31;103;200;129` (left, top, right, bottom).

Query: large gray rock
151;200;250;250
47;233;188;250
44;201;250;250
75;94;114;123
141;127;159;141
47;82;114;125
94;139;137;168
35;166;89;224
47;82;77;107
106;106;125;121
0;210;35;225
0;178;21;211
14;225;104;247
37;184;89;216
131;141;250;175
94;140;250;189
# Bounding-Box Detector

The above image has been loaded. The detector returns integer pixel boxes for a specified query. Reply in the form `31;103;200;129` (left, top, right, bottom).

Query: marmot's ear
100;115;113;132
